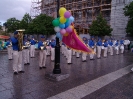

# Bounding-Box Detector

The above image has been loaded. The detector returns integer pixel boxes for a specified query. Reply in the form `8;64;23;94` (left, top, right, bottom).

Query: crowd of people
5;31;132;75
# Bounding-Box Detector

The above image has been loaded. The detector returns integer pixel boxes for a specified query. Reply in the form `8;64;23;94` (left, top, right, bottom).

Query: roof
0;35;10;39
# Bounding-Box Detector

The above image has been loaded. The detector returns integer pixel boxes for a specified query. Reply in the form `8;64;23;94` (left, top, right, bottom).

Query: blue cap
41;36;45;38
14;31;18;35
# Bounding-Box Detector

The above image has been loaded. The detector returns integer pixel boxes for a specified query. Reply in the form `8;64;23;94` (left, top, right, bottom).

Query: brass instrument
8;42;12;47
16;29;25;51
23;41;30;49
41;41;47;50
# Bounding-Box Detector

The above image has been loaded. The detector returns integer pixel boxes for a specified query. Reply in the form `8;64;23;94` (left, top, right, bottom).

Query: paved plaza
0;50;133;99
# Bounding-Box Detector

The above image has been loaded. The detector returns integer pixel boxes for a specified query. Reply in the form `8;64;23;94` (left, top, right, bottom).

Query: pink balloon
66;26;72;33
60;29;66;35
64;11;71;18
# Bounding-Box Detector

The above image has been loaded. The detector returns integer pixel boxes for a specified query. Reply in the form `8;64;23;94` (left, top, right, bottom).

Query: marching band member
30;37;36;58
76;51;80;58
103;40;108;57
120;38;124;54
82;37;88;62
97;38;102;58
38;36;47;69
6;38;13;60
46;40;51;56
115;40;119;55
11;31;24;74
108;39;114;55
61;42;65;55
23;37;30;65
67;47;72;64
89;36;95;60
51;39;56;61
72;50;76;55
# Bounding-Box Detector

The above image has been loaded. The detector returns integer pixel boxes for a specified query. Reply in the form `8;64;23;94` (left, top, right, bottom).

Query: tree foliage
19;13;32;34
123;1;133;36
28;14;55;35
89;14;113;36
5;18;20;33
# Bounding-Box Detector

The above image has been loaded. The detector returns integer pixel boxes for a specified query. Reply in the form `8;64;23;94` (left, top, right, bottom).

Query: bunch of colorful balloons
52;7;75;40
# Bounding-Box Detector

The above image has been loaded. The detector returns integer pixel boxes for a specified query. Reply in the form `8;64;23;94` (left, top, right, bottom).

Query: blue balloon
56;32;62;40
69;16;74;23
59;24;65;29
65;21;71;28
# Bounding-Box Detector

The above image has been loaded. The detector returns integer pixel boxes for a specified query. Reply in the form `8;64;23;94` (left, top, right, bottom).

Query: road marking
47;64;133;99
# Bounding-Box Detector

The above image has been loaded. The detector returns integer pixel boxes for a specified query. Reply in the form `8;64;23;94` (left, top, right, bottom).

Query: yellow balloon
63;32;69;36
59;7;67;16
60;17;66;24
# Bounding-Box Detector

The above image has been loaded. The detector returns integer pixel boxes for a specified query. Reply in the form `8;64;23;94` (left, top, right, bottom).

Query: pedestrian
82;37;88;62
108;39;114;55
30;36;36;58
23;37;30;65
97;38;102;58
103;40;108;57
11;31;24;75
115;40;119;55
120;38;124;54
38;36;47;69
6;38;13;60
51;39;56;61
89;36;96;60
46;40;51;56
67;47;72;64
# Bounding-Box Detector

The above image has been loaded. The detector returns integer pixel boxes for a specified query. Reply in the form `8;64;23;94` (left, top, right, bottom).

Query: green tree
123;1;133;36
89;14;113;36
19;13;32;34
6;18;20;33
27;14;55;35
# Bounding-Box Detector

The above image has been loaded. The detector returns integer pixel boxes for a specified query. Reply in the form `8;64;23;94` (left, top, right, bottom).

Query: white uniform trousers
46;46;51;55
97;46;102;58
82;53;87;61
39;50;46;67
72;50;76;55
13;51;23;72
7;47;13;59
115;46;119;55
76;52;80;58
90;47;96;59
103;47;108;57
109;46;113;55
64;46;67;57
30;45;35;57
67;49;72;63
51;47;55;61
61;45;65;55
23;49;30;64
120;45;124;54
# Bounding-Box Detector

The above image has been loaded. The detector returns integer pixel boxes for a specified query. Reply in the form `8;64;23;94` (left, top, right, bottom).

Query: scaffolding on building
31;0;112;34
30;0;43;18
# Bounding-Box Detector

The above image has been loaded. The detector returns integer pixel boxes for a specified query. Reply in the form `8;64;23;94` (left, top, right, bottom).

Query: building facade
41;0;132;37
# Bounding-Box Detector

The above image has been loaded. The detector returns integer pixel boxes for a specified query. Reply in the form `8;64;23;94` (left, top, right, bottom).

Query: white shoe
131;68;133;71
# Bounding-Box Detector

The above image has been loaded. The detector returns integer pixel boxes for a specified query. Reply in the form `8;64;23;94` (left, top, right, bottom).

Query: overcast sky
0;0;31;25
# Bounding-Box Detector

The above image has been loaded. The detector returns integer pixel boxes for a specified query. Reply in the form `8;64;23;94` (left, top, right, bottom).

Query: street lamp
53;0;61;74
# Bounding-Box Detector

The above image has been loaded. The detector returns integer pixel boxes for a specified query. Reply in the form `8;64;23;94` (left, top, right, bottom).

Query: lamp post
53;0;61;74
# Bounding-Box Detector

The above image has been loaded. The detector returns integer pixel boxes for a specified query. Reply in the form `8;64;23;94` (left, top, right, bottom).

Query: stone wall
110;0;132;38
